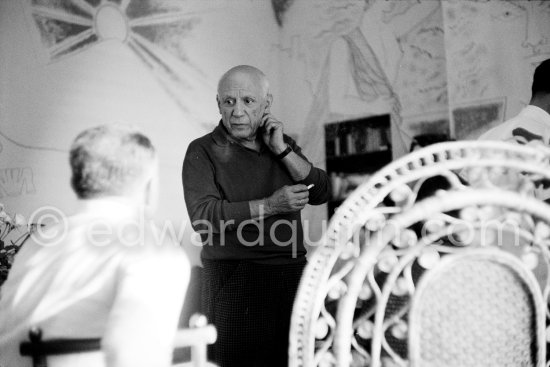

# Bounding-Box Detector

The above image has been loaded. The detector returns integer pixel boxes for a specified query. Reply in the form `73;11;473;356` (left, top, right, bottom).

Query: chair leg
190;344;207;367
29;328;48;367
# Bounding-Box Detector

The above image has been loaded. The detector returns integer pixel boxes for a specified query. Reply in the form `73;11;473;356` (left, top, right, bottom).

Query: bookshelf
325;114;392;217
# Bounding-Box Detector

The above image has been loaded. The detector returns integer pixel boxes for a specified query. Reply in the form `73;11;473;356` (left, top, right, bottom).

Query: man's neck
530;94;550;114
229;134;262;152
79;196;142;219
241;139;262;151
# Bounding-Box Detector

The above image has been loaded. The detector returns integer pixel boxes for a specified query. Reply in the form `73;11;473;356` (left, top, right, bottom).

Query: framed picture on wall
451;97;506;140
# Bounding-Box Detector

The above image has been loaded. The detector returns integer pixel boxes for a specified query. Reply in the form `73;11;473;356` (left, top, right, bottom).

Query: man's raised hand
265;184;309;214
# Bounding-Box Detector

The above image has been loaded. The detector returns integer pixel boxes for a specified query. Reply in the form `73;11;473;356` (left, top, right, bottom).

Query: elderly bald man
182;65;330;367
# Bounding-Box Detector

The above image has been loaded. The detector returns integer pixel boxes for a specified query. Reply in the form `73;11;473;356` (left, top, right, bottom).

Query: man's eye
245;98;254;104
225;100;235;106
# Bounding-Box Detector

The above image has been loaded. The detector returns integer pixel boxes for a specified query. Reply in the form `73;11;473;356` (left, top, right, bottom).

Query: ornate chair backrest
409;249;544;367
289;141;550;367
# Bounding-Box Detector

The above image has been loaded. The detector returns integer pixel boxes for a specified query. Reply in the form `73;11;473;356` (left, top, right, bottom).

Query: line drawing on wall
0;167;36;199
0;130;66;154
294;0;447;164
24;0;211;115
444;0;550;117
271;0;295;27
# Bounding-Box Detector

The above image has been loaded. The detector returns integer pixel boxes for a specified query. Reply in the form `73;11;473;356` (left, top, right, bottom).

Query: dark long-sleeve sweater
182;122;330;264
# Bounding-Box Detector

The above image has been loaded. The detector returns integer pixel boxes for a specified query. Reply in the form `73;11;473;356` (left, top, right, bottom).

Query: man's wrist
275;145;292;159
250;198;275;219
263;197;274;216
271;142;288;155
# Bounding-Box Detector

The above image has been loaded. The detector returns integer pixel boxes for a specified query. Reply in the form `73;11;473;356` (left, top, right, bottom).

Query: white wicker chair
20;313;217;367
289;141;550;367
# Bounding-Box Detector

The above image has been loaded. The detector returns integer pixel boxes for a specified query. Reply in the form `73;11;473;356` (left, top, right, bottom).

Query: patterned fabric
201;259;306;367
411;257;538;367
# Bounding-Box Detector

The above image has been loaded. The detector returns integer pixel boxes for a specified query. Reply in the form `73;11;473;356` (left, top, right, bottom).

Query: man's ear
216;95;222;114
143;162;159;214
265;93;273;111
144;180;152;206
143;177;158;214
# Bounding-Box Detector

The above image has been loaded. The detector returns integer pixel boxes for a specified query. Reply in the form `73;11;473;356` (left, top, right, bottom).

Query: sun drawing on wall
27;0;208;115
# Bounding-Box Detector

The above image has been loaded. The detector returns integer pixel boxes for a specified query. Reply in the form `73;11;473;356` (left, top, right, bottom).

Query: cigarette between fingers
307;184;315;190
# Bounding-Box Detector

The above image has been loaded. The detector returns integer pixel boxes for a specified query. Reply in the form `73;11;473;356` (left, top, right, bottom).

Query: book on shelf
326;119;391;158
346;133;355;155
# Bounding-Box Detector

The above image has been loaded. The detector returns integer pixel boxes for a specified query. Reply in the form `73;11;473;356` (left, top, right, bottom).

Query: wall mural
0;138;36;199
2;0;550;248
279;0;550;166
271;0;295;26
281;0;448;165
0;168;36;199
28;0;207;118
444;0;550;123
1;0;281;261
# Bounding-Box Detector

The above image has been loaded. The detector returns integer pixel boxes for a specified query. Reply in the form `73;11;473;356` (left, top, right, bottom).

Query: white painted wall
2;0;549;263
0;0;279;264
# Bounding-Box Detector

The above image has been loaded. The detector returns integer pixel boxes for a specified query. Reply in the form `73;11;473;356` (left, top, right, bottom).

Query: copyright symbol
28;206;68;247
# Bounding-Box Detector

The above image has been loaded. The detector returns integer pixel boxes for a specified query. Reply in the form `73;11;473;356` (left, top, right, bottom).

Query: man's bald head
217;65;270;98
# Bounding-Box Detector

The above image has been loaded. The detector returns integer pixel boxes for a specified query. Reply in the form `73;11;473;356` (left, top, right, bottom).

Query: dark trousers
201;258;306;367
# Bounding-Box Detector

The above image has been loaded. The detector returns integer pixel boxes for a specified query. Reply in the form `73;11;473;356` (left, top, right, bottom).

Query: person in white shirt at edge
477;58;550;201
0;124;190;367
479;58;550;145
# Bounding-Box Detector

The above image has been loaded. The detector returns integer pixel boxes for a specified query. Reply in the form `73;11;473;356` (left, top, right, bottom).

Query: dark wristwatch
275;145;292;160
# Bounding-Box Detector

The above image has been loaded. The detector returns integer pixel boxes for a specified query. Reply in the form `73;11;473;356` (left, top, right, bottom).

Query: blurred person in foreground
0;124;190;367
182;65;330;367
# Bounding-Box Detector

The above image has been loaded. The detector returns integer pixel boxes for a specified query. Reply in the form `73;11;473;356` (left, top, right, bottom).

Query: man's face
217;71;269;141
500;1;550;65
